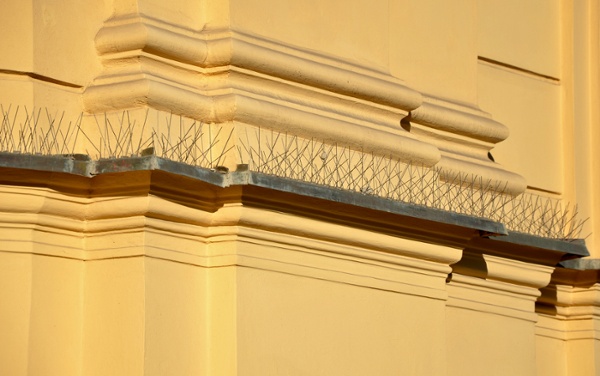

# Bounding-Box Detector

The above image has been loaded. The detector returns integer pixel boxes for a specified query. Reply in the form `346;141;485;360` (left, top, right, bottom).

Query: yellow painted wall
0;1;599;375
236;265;448;375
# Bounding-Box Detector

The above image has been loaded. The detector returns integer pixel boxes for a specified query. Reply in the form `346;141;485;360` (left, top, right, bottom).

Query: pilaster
445;234;580;376
537;262;600;376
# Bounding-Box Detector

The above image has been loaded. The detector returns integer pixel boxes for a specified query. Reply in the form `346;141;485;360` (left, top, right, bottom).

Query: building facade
0;0;599;374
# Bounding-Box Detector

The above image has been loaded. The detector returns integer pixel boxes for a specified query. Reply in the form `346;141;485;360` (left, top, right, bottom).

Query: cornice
0;156;590;301
85;13;531;184
451;251;554;289
0;167;466;299
5;154;588;261
447;250;555;323
85;14;443;166
436;153;528;195
0;157;492;261
1;154;588;262
447;232;583;322
550;259;600;288
231;95;437;164
537;283;600;333
227;32;421;110
536;266;600;344
535;263;600;337
93;14;422;111
410;98;509;144
464;233;588;267
407;96;527;195
0;155;507;236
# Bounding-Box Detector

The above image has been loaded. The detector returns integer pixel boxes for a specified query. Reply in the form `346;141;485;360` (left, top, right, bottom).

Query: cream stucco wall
1;1;600;375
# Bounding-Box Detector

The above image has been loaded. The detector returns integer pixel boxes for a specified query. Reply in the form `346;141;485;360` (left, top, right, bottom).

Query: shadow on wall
536;284;558;316
447;250;489;284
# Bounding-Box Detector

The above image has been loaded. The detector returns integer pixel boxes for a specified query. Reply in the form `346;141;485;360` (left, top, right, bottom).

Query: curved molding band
228;36;422;111
407;96;525;193
93;14;422;111
232;95;440;166
410;99;509;144
87;13;525;185
83;74;441;166
436;154;527;195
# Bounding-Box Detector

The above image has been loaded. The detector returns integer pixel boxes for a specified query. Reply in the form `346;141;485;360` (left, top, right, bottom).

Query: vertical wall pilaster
537;266;600;376
447;250;554;375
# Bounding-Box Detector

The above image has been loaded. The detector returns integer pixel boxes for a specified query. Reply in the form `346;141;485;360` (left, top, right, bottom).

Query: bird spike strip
0;104;234;169
236;126;588;241
0;104;588;241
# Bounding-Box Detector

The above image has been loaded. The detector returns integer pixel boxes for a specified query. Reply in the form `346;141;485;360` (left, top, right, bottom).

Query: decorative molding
0;159;590;318
1;152;589;241
93;14;422;110
448;249;555;322
436;153;527;195
408;96;527;195
0;176;464;264
410;98;509;144
85;14;439;165
85;13;533;188
446;274;540;322
536;283;600;341
0;172;464;298
483;254;554;289
450;252;553;289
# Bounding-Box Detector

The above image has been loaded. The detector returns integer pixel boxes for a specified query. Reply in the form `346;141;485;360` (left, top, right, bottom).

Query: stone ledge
0;153;589;262
0;153;503;241
551;259;600;287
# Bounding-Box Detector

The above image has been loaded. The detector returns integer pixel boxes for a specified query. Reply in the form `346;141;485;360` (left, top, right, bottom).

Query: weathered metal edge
0;152;91;176
485;232;589;258
239;170;507;236
559;258;599;270
94;156;228;186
